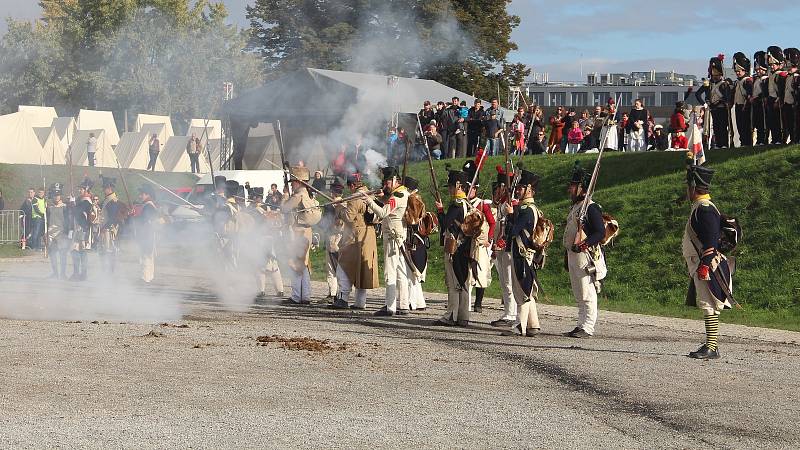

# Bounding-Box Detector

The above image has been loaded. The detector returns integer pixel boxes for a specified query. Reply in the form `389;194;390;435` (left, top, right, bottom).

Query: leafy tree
246;0;529;99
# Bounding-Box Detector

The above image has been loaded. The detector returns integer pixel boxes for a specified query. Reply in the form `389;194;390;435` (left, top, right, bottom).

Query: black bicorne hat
785;48;800;67
753;51;767;70
225;180;240;198
403;176;419;192
767;46;784;65
381;166;399;182
569;161;591;190
687;164;714;189
447;170;467;187
732;52;750;74
518;169;540;191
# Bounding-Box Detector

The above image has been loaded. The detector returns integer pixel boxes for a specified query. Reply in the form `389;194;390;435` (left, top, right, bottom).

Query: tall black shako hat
732;52;750;74
784;48;800;68
225;180;240;198
767;46;784;65
518;169;540;191
380;166;400;183
687;164;714;190
403;176;419;192
462;160;479;189
569;161;591;190
708;54;725;78
214;175;227;191
447;168;467;188
753;51;767;70
249;186;264;201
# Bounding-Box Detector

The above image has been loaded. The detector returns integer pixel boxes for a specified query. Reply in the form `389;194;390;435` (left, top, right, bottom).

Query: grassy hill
311;146;800;331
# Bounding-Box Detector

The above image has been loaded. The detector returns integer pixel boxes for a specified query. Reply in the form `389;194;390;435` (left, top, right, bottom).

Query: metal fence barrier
0;210;24;245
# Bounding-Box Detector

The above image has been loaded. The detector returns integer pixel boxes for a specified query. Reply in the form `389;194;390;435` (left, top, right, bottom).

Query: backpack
531;207;554;269
719;214;742;254
601;213;620;246
404;192;426;226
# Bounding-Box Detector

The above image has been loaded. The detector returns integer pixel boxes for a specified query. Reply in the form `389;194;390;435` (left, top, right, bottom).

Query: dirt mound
256;335;350;352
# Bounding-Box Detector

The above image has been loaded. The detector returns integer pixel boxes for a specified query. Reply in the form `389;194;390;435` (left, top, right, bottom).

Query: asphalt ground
1;254;799;449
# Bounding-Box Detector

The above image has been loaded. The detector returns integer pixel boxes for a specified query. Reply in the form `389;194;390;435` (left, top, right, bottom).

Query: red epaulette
779;71;789;77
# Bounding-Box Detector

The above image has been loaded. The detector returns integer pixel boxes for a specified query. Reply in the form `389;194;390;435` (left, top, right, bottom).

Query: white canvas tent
189;119;222;140
18;105;58;128
115;131;164;171
243;123;279;170
33;126;67;165
76;109;120;146
136;114;175;139
52;117;77;149
160;136;192;172
67;129;116;168
0;112;46;164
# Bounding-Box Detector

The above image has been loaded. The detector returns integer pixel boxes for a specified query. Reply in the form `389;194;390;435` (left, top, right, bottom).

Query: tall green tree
246;0;529;99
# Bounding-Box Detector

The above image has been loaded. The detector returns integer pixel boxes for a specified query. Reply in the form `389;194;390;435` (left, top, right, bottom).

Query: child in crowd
456;101;469;135
566;120;584;154
672;131;688;149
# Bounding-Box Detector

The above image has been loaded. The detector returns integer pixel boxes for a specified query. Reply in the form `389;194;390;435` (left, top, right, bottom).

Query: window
571;92;588;106
617;92;633;106
593;92;610;106
639;92;656;108
529;92;544;106
550;92;566;106
661;91;679;107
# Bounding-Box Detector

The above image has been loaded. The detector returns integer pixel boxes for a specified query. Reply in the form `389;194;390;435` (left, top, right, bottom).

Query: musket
275;120;290;191
262;158;335;202
139;174;203;210
417;115;442;205
294;189;383;212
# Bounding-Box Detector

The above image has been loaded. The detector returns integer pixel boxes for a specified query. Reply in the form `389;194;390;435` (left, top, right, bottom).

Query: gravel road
1;255;798;449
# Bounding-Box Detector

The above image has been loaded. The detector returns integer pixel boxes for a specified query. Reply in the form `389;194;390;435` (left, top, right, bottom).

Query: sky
2;0;800;81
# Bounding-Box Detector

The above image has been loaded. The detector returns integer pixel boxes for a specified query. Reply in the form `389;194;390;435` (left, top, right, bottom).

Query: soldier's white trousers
326;251;338;296
408;265;426;310
291;267;311;303
568;251;598;335
383;241;409;312
510;265;541;334
257;263;283;295
140;251;155;283
495;251;518;321
441;257;471;325
336;264;367;308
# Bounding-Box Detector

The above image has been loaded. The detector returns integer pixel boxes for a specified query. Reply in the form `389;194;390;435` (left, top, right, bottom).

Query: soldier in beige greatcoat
282;166;320;305
330;174;379;310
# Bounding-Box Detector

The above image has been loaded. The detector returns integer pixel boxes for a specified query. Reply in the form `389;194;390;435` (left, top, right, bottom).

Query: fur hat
518;169;540;191
570;161;591;190
447;170;467;187
732;52;751;74
213;175;227;190
290;166;310;182
784;48;800;68
249;186;264;201
767;46;784;65
225;180;240;198
687;164;714;189
708;54;725;77
462;160;478;188
753;51;768;71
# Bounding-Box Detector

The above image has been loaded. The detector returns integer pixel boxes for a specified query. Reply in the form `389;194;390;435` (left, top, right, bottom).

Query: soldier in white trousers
490;167;518;328
365;166;410;316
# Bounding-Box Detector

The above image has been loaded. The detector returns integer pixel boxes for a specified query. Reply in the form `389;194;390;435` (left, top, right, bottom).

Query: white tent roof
76;109;120;146
33;126;67;165
0;112;46;164
115;131;164;171
160;136;191;172
67;129;116;168
136;114;174;138
52;117;76;148
189;119;222;140
18;105;58;128
243;123;279;170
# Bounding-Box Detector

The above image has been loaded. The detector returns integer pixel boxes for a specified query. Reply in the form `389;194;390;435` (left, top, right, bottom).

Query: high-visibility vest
31;197;46;220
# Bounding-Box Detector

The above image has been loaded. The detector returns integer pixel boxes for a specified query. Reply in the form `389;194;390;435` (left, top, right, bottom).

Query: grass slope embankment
312;146;800;331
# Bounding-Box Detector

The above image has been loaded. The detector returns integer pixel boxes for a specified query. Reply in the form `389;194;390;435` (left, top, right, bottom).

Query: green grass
0;244;28;258
312;146;800;331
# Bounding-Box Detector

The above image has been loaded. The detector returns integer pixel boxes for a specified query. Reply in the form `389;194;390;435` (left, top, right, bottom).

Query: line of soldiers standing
697;46;800;148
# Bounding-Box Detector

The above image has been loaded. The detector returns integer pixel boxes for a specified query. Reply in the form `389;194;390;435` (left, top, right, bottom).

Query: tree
246;0;528;99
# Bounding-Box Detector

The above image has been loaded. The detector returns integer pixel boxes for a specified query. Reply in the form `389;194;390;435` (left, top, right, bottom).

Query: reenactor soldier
751;51;770;145
213;180;242;270
732;52;754;147
282;166;320;305
70;179;96;281
433;169;474;326
330;174;378;310
766;45;787;144
324;178;345;300
98;176;123;273
46;184;70;279
683;164;734;360
462;158;495;314
403;176;431;311
365;166;410;316
563;163;608;338
490;166;518;328
241;187;284;299
783;48;800;144
505;169;543;337
136;184;160;284
695;54;732;148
